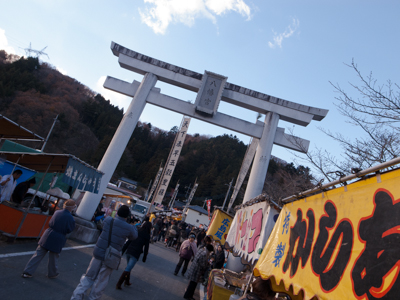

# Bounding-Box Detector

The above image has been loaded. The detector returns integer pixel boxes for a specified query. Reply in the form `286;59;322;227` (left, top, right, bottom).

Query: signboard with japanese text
207;209;233;245
254;168;400;300
225;201;280;264
62;157;103;193
195;71;227;115
153;117;191;204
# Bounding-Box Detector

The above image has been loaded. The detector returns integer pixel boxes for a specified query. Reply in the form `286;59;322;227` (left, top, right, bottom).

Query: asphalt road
0;237;204;300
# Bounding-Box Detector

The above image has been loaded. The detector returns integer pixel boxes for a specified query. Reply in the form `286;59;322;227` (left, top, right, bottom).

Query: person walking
183;244;214;300
175;223;188;251
0;169;22;202
70;205;138;300
21;199;76;278
116;220;152;289
166;220;178;247
174;233;197;276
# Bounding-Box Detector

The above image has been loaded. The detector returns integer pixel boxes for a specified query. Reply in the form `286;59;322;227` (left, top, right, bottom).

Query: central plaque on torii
75;41;329;221
195;71;227;116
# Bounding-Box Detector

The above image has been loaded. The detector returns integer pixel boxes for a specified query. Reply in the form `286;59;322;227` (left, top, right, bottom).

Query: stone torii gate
76;42;328;221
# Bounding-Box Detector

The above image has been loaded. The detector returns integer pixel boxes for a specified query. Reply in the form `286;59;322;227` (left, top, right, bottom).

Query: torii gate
76;42;328;220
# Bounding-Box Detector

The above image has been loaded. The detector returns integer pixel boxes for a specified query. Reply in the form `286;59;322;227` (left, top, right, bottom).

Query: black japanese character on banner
352;190;400;300
311;201;353;292
165;169;173;176
283;209;315;277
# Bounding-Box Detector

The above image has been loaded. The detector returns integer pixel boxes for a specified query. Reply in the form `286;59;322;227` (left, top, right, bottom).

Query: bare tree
291;59;400;182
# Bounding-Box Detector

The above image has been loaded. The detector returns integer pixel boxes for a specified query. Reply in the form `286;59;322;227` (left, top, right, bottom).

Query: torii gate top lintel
111;41;328;124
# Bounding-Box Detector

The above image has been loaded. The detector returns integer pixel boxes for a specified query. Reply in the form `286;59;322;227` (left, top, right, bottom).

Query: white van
129;199;152;221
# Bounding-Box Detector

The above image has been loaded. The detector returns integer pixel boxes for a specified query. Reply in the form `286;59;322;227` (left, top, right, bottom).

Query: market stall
254;159;400;300
205;195;282;300
0;151;103;241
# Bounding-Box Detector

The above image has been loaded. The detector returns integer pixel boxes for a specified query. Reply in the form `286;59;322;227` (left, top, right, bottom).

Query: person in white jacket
0;170;22;202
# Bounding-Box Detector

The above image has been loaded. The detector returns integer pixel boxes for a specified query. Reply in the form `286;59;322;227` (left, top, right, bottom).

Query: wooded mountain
0;51;314;207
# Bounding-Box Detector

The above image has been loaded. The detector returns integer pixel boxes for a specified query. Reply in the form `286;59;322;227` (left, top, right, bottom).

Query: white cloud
95;76;131;112
268;18;300;49
139;0;252;34
0;28;16;54
56;66;68;75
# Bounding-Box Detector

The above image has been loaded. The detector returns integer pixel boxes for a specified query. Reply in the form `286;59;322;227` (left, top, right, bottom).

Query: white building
183;205;210;228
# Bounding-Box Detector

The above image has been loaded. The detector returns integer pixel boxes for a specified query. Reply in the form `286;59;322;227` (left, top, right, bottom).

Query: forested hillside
0;51;314;207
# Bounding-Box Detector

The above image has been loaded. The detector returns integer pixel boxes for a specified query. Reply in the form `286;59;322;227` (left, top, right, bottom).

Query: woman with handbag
116;220;152;289
174;234;197;276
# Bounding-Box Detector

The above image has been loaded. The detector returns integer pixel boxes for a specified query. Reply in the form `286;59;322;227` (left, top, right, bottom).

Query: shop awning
0;151;104;194
0;115;44;142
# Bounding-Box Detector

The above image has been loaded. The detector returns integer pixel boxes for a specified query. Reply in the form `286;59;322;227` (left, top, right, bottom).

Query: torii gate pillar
76;73;158;220
243;112;279;203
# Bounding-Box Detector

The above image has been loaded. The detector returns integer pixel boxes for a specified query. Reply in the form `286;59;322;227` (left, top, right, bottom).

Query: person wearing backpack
174;234;197;276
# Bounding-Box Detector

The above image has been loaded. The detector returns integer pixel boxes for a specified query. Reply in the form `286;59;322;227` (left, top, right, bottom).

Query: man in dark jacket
12;178;36;205
21;199;76;278
71;205;138;300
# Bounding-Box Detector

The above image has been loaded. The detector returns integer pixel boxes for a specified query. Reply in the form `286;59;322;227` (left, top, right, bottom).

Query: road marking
0;244;95;258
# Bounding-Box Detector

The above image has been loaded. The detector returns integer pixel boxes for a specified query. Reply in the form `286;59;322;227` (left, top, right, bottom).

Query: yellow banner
207;209;233;245
254;168;400;300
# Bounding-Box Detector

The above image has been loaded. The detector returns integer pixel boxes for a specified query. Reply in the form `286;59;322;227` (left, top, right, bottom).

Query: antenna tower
23;43;49;59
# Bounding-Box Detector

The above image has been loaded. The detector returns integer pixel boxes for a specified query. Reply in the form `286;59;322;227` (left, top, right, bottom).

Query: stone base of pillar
68;216;100;244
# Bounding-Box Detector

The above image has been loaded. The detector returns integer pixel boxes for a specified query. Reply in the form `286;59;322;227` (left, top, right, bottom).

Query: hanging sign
62;157;103;193
254;168;400;300
225;201;279;264
207;209;233;245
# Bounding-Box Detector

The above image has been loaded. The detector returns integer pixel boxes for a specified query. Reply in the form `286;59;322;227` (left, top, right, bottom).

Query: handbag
103;219;122;270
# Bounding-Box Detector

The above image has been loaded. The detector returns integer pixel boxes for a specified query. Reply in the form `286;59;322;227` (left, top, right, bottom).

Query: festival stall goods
0;151;103;241
254;159;400;300
205;196;281;300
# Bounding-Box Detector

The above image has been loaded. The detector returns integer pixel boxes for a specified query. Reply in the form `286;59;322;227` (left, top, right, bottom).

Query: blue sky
1;0;400;174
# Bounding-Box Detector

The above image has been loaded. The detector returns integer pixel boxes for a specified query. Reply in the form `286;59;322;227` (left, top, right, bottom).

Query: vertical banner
225;201;280;264
147;167;163;202
153;117;191;204
207;209;233;245
228;138;259;210
185;183;199;209
207;199;212;219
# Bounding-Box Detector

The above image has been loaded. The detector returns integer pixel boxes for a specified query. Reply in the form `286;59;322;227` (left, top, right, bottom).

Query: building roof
106;184;141;199
118;177;138;185
187;205;209;215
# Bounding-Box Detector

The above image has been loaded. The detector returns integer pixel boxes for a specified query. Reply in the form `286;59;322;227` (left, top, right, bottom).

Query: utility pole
41;114;58;152
222;178;234;211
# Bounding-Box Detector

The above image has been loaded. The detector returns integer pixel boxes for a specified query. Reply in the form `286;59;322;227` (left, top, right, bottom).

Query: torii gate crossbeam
75;42;328;221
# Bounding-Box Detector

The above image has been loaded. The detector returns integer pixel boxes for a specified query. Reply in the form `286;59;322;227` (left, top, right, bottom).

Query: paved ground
0;237;204;300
